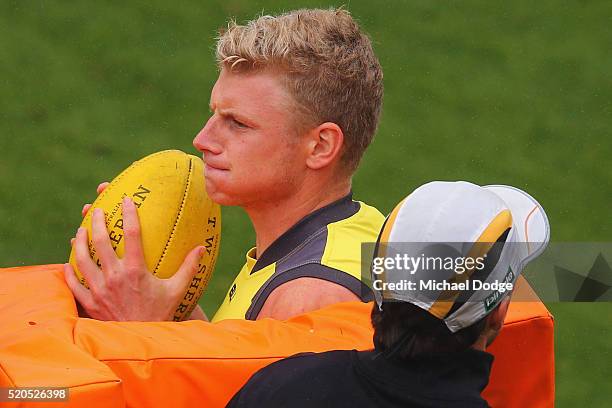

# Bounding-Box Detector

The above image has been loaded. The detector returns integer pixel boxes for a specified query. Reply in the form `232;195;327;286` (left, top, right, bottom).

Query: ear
473;296;511;350
304;122;344;170
489;296;511;331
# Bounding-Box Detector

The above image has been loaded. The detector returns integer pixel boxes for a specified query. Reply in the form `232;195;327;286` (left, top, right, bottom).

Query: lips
203;160;229;173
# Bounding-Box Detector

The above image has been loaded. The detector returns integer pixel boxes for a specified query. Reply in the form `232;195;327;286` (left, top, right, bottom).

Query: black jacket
227;348;493;407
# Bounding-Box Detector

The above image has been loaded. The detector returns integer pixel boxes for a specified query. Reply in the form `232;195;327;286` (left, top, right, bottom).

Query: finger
122;197;146;271
63;262;95;311
74;227;103;289
91;208;119;271
97;182;110;194
81;203;92;217
170;245;205;291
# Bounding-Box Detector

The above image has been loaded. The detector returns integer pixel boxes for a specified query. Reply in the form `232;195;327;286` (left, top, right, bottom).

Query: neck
470;336;487;351
471;326;499;352
244;177;351;257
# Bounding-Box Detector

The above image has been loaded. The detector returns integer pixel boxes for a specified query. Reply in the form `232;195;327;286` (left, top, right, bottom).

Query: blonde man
65;8;385;322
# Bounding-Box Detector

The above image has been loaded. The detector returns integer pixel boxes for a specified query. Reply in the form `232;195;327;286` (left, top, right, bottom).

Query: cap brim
484;185;550;265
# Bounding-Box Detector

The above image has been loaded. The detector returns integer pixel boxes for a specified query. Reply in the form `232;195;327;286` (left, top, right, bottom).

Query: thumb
170;245;204;291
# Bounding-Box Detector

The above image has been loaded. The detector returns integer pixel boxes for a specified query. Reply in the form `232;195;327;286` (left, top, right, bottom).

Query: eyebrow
210;104;258;128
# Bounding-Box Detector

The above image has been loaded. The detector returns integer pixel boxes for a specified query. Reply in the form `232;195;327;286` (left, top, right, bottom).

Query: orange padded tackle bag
0;265;554;407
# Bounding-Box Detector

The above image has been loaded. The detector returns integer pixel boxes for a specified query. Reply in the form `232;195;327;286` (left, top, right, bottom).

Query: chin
205;185;243;206
208;194;241;206
204;176;258;207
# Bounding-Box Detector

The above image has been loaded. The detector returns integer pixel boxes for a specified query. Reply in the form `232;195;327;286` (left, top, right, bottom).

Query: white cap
372;181;550;332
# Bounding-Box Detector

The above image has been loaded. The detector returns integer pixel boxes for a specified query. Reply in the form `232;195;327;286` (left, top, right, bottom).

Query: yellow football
68;150;221;321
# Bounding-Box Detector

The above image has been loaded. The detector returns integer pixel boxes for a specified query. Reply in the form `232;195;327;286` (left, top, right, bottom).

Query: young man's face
193;68;308;207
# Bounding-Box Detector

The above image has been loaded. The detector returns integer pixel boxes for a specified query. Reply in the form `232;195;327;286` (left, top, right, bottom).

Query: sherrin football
68;150;221;321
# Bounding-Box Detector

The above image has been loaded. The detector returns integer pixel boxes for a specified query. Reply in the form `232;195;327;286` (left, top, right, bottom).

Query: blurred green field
1;1;610;405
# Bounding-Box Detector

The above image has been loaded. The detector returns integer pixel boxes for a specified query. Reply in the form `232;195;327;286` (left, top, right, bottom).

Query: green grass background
1;1;610;405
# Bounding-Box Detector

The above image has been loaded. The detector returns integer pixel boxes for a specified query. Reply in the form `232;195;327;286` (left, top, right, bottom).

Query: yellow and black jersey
212;193;384;322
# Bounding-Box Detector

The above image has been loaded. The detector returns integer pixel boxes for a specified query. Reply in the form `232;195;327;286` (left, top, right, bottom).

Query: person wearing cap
227;181;550;408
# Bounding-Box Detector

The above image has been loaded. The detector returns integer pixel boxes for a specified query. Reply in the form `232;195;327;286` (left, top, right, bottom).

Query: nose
193;115;222;155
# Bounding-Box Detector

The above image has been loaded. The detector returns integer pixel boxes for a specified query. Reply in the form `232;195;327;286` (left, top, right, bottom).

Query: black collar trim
252;192;359;274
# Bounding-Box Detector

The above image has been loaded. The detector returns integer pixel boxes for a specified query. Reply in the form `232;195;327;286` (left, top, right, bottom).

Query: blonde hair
216;8;383;174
